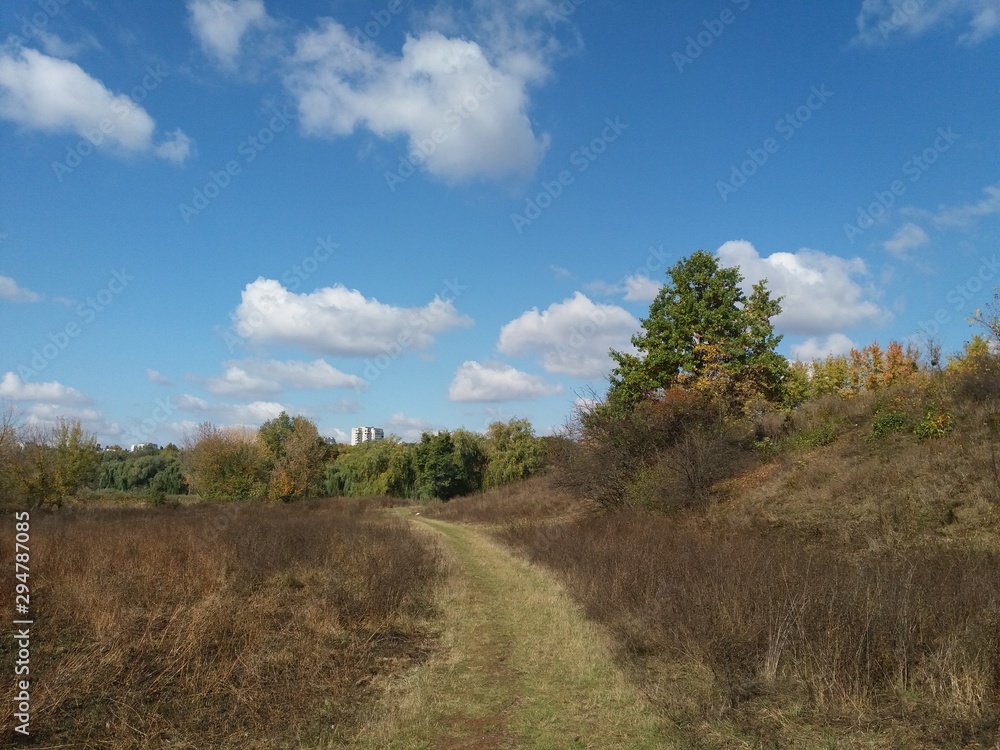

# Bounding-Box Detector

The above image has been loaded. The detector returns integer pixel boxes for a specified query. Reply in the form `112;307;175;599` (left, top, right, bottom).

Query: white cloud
34;30;101;59
0;274;40;302
155;128;194;163
232;278;472;357
929;183;1000;227
550;264;573;280
883;222;929;259
22;402;120;440
326;427;349;443
854;0;1000;45
623;274;661;302
583;280;622;297
284;18;550;182
176;393;286;426
790;333;857;361
187;0;274;68
449;360;563;402
497;292;640;379
200;366;276;398
201;358;365;397
584;274;661;302
0;372;86;403
147;369;173;386
0;46;191;161
716;240;889;336
384;412;440;442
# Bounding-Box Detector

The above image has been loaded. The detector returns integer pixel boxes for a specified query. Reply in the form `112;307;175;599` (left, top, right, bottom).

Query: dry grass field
0;498;441;749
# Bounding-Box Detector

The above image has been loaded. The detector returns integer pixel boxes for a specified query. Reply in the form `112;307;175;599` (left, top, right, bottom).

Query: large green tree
483;418;545;489
414;431;465;500
608;250;788;412
266;415;328;501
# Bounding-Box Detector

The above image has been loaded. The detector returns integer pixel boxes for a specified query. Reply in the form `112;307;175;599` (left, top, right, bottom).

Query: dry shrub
422;474;583;525
0;500;441;749
555;390;755;511
499;513;1000;746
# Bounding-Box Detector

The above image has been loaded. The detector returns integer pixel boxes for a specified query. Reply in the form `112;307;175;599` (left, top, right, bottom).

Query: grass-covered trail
343;515;673;750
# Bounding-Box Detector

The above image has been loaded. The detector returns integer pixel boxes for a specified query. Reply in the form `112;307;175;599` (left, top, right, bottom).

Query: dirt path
343;516;675;750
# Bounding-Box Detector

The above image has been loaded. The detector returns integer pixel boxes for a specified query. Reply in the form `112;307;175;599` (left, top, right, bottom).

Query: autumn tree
184;423;269;500
51;419;99;500
257;412;295;460
260;412;327;501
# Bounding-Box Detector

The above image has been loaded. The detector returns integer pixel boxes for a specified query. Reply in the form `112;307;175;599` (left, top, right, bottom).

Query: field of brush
0;498;441;749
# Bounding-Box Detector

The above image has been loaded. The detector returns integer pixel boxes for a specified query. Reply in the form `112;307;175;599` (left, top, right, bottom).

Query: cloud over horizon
449;360;563;402
199;358;366;397
232;278;473;357
716;240;890;336
498;292;639;379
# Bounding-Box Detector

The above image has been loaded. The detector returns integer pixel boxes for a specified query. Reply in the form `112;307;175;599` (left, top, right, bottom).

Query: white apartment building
350;426;385;446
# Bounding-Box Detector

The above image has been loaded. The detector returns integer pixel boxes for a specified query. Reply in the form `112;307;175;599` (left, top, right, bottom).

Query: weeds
0;501;441;749
498;513;1000;747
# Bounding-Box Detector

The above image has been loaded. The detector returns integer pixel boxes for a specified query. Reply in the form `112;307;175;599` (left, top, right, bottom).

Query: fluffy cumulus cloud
623;274;661;302
0;46;191;162
0;372;86;403
883;222;929;259
187;0;274;67
854;0;1000;45
22;402;121;439
790;333;857;361
201;358;365;397
232;278;472;357
0;373;120;440
0;274;40;303
716;241;889;336
449;360;563;402
175;393;286;426
284;8;555;182
585;274;661;302
497;292;640;379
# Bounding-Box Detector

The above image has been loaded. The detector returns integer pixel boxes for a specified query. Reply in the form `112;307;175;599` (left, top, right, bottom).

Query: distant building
350;427;384;446
129;442;159;452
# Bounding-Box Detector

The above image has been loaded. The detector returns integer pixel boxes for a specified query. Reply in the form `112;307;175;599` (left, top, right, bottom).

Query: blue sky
1;0;998;446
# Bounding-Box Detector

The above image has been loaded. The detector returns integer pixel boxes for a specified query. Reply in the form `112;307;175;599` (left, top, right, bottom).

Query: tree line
0;410;547;506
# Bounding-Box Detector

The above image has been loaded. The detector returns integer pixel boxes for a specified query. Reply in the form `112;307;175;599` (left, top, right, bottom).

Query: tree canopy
608;250;788;413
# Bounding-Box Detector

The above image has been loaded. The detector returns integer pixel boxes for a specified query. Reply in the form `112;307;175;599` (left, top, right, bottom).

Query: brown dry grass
0;499;441;749
498;512;1000;748
711;390;1000;553
420;474;587;526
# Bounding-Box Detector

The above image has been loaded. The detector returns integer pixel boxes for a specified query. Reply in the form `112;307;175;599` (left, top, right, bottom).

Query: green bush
914;408;954;440
788;419;841;450
870;411;908;439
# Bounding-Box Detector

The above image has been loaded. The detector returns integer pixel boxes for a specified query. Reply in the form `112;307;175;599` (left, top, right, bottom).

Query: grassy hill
426;363;1000;749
